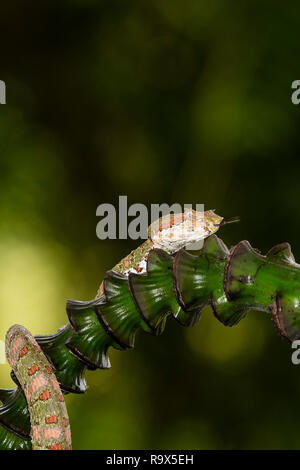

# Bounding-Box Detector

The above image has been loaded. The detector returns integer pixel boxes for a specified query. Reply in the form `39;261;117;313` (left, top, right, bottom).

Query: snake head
148;208;223;253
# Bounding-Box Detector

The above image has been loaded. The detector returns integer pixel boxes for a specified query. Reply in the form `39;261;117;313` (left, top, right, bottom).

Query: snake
2;207;300;450
5;325;72;450
3;208;223;450
97;208;223;295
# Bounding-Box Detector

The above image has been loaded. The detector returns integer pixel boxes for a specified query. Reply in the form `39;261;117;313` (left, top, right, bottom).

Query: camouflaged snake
4;209;221;450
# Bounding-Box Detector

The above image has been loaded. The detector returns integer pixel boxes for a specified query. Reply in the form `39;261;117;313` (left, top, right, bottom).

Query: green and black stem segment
1;235;300;450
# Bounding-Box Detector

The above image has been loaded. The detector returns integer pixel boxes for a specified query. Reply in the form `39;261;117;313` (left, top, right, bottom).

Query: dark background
1;0;300;449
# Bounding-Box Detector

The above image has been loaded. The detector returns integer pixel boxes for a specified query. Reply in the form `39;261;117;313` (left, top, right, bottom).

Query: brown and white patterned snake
5;209;224;450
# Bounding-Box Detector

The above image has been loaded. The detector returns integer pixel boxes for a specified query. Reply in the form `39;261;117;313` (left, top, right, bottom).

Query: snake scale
2;207;300;450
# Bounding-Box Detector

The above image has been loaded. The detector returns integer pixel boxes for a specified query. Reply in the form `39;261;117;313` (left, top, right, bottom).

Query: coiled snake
3;208;299;450
4;209;222;450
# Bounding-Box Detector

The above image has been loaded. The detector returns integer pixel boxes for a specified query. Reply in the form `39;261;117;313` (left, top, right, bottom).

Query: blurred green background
1;0;300;450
